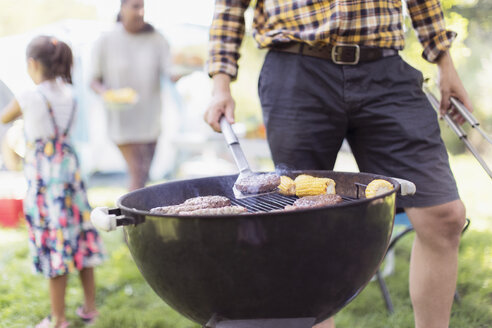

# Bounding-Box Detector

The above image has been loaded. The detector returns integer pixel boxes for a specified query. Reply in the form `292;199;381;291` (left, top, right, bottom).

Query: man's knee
409;200;466;249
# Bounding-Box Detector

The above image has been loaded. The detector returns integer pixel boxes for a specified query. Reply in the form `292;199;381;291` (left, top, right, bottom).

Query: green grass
335;229;492;328
1;154;492;327
0;227;200;328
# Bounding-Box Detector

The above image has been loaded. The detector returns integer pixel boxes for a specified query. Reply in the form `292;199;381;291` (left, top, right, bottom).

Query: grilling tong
425;89;492;179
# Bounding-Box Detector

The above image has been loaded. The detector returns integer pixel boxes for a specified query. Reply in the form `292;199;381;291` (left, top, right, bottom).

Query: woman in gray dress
90;0;172;190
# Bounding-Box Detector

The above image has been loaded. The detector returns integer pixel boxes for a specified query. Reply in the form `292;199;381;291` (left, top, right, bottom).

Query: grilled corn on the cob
294;174;336;197
103;87;138;104
278;176;296;196
365;179;394;198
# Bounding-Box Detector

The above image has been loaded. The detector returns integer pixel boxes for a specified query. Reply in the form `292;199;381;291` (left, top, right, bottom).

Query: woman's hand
90;79;108;96
437;51;473;125
204;73;235;132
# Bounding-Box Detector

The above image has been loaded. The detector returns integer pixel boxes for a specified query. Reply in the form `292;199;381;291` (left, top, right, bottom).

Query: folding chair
375;210;470;313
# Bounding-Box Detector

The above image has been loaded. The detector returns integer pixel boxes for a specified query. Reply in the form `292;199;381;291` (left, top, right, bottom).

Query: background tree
0;0;97;36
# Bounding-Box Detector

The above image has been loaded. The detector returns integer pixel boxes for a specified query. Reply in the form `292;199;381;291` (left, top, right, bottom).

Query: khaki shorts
259;50;460;208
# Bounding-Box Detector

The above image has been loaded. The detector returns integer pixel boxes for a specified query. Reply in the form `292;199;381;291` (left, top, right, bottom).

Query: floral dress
23;94;105;278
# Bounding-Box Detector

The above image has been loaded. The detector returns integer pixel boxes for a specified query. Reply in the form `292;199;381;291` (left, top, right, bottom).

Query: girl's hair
26;36;73;84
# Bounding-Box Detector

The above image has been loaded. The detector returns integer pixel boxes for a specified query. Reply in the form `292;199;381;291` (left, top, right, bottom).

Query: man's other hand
437;50;473;125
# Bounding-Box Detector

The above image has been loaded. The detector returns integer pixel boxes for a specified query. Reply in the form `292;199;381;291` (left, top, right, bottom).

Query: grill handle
90;207;135;232
392;178;416;196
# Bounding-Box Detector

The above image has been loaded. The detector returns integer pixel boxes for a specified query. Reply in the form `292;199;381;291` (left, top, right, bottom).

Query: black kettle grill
91;170;415;328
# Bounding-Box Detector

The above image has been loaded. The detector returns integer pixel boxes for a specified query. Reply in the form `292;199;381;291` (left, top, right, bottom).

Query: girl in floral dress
1;36;105;328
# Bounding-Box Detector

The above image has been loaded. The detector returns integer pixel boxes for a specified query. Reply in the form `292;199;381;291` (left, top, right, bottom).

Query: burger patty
234;173;281;194
285;194;343;210
150;195;247;215
182;196;231;207
179;206;248;215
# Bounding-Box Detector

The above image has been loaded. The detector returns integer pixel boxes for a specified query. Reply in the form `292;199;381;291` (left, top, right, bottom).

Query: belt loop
299;43;304;56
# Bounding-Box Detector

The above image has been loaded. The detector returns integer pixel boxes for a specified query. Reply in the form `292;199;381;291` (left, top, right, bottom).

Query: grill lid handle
392;178;416;196
91;207;117;231
90;206;138;231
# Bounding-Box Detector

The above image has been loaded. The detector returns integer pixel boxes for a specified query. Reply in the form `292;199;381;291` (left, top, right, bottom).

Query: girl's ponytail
26;36;73;84
51;39;73;84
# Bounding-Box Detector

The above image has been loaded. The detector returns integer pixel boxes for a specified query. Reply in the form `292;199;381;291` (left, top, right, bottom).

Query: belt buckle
331;44;360;65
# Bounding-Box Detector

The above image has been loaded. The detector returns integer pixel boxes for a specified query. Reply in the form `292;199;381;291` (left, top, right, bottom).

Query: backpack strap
38;91;77;138
63;99;77;137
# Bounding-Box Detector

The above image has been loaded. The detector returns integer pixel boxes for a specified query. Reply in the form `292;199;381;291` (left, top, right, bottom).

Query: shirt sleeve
16;88;45;117
206;0;251;79
406;0;457;63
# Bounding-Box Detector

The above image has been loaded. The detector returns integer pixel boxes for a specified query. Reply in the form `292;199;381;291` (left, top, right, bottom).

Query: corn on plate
103;88;138;106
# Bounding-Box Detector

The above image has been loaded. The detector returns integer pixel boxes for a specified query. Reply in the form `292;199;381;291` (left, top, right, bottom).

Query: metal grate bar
230;193;360;213
238;200;276;212
231;193;296;212
227;175;371;214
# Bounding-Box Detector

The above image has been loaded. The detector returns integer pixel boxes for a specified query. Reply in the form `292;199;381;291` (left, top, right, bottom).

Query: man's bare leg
406;200;465;328
313;317;334;328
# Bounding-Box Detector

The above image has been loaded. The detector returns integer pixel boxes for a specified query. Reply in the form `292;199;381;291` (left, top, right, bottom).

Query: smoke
274;163;294;176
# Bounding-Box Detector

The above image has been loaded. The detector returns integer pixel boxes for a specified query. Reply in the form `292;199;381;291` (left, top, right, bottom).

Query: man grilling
204;0;471;327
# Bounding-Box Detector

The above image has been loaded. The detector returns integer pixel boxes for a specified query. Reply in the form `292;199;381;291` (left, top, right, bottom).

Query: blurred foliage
0;0;97;37
401;0;492;154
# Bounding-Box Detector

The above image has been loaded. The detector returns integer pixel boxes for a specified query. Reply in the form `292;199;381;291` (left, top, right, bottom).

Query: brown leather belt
270;43;398;65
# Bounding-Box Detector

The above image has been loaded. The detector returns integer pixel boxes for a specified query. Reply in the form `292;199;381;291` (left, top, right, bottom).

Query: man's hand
204;73;235;132
437;51;473;125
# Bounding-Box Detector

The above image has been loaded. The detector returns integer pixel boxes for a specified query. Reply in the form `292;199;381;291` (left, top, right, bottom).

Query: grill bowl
113;170;399;325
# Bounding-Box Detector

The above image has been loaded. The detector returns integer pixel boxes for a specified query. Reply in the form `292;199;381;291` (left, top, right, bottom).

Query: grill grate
230;193;297;212
230;192;359;213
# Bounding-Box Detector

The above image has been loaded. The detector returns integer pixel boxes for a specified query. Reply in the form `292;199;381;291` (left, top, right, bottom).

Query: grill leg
376;270;394;314
454;289;461;304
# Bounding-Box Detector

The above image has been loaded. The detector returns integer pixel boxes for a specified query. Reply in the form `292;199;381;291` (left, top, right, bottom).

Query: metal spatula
220;117;278;199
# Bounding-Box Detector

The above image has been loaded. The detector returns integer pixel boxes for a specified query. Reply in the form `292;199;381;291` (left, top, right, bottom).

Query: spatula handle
220;116;239;145
219;117;252;176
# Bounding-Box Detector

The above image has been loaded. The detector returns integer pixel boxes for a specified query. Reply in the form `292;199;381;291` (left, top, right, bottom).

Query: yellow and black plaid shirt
207;0;456;78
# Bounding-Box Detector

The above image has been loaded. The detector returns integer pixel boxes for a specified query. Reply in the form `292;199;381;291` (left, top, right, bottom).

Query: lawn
1;154;491;328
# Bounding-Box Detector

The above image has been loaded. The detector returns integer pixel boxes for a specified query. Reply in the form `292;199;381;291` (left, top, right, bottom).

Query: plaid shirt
207;0;456;78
